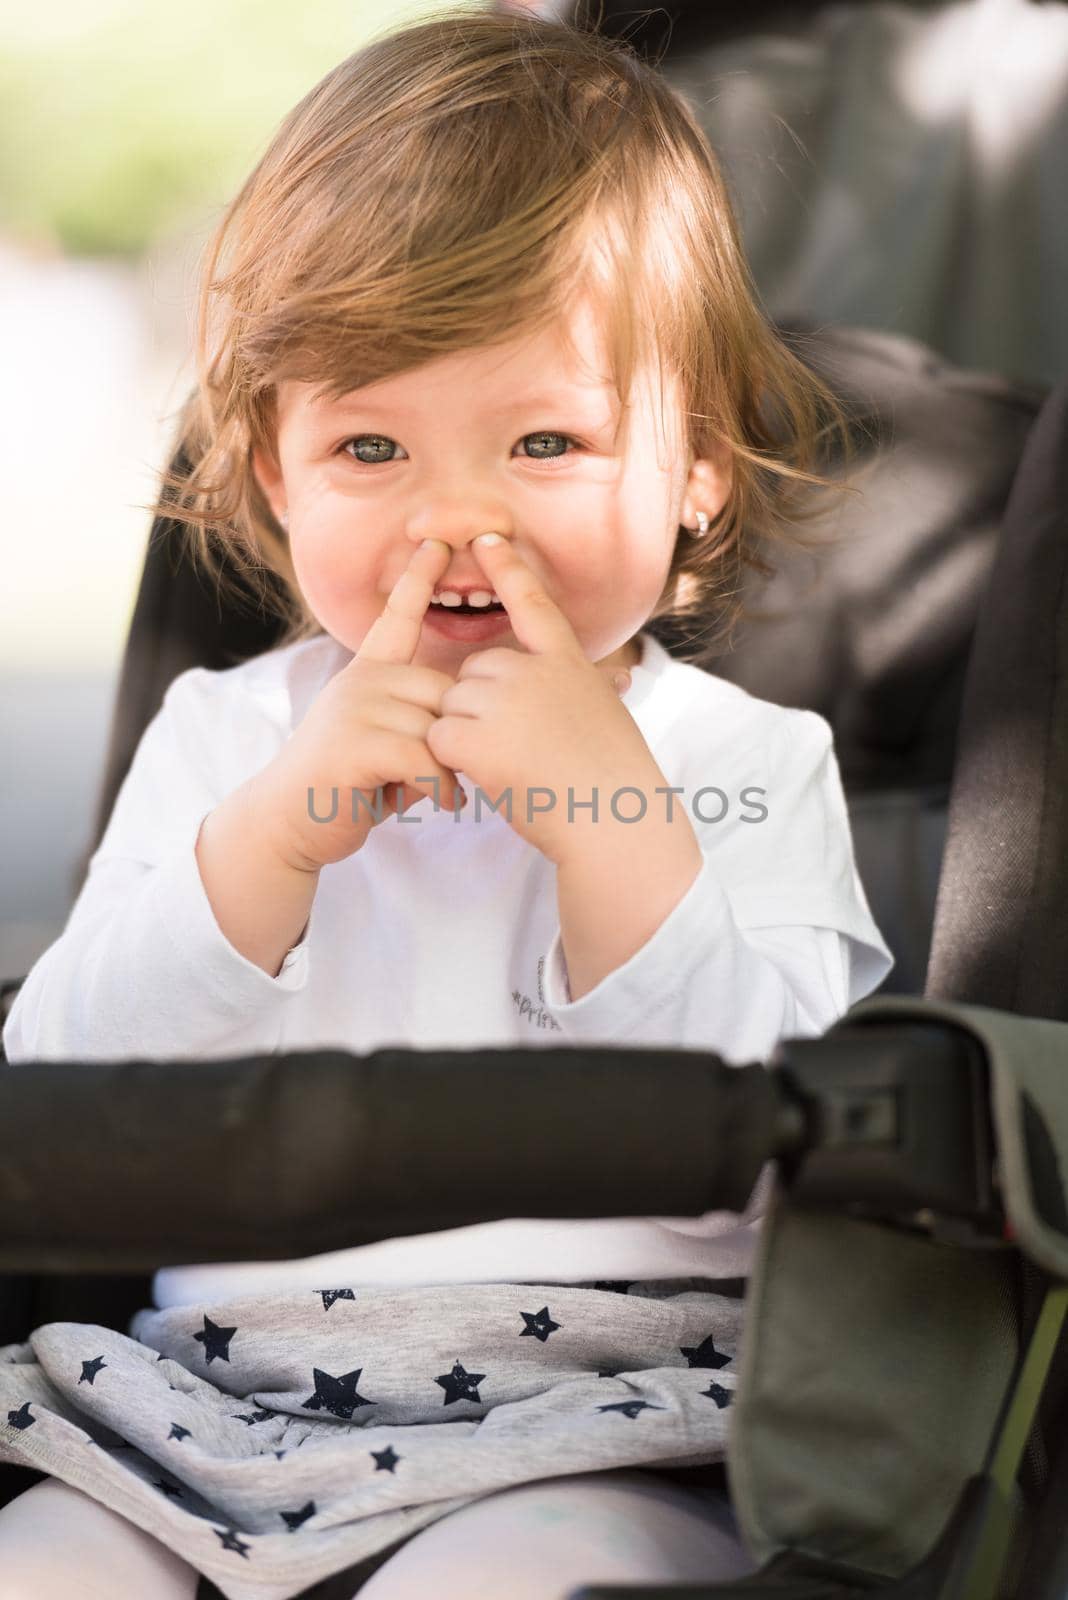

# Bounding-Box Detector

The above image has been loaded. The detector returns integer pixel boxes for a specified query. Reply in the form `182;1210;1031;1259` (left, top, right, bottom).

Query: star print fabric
0;1277;742;1600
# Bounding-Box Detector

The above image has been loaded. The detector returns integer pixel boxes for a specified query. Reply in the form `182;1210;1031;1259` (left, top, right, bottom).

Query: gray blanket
0;1276;743;1600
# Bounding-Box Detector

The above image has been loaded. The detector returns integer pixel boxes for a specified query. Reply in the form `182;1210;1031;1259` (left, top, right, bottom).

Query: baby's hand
251;540;463;872
426;535;655;869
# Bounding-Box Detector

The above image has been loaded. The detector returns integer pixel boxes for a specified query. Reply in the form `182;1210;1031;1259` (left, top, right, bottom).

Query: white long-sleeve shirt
3;628;893;1304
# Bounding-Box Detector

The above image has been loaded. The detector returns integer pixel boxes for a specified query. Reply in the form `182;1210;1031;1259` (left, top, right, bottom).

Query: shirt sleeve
539;708;895;1063
1;668;312;1065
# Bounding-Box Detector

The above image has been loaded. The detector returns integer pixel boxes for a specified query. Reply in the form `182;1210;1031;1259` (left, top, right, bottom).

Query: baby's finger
357;539;452;665
469;533;583;658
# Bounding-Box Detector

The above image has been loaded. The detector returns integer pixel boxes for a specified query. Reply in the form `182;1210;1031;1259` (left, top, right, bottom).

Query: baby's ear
681;446;732;526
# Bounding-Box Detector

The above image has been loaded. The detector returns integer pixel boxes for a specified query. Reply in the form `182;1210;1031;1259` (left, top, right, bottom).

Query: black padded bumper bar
0;1023;998;1273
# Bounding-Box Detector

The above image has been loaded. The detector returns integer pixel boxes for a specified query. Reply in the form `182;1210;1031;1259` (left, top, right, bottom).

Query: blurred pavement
1;234;195;979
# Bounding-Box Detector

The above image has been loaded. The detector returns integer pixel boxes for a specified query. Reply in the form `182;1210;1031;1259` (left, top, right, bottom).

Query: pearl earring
690;511;710;538
279;511;289;531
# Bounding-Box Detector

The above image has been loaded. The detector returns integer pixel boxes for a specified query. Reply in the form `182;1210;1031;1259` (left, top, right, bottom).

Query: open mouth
424;601;512;640
429;600;506;616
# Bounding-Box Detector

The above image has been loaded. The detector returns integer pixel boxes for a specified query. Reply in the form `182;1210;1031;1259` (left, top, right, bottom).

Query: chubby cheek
290;526;379;648
557;520;675;657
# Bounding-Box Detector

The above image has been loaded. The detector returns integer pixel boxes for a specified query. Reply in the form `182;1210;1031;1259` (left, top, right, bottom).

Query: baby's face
257;297;693;674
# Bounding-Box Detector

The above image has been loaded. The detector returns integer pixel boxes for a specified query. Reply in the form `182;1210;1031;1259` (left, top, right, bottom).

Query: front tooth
433;589;500;608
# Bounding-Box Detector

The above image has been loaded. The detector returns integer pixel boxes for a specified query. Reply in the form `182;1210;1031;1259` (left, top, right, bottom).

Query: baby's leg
0;1479;199;1600
356;1468;756;1599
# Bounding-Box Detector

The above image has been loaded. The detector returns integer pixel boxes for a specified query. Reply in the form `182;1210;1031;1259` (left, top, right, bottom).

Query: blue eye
519;432;575;461
337;432;581;466
341;435;398;464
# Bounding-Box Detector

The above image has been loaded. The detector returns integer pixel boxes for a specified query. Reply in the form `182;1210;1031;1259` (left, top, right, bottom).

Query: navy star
303;1367;376;1421
168;1423;192;1442
595;1400;668;1419
372;1445;400;1473
280;1500;316;1531
215;1526;252;1558
274;1450;287;1460
702;1381;733;1409
519;1306;560;1343
79;1356;107;1386
434;1360;486;1406
7;1402;35;1430
153;1478;183;1498
318;1289;356;1310
193;1315;236;1365
679;1334;731;1370
591;1281;634;1294
232;1410;274;1426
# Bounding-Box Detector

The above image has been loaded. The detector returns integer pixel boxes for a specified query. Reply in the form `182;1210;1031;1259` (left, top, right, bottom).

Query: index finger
469;533;583;658
356;539;452;665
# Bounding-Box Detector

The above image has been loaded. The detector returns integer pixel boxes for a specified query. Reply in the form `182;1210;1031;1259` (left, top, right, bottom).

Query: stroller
2;305;1067;1599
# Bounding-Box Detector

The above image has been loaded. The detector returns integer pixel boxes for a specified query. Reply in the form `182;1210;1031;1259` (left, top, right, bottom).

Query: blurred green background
0;0;480;258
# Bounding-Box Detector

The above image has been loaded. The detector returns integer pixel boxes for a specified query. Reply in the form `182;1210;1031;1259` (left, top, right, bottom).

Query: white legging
0;1469;757;1599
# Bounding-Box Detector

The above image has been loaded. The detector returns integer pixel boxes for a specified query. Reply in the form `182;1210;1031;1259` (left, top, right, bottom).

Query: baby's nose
408;506;512;550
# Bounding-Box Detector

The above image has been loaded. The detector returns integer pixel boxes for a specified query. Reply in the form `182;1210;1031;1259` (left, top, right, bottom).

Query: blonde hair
146;3;865;661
